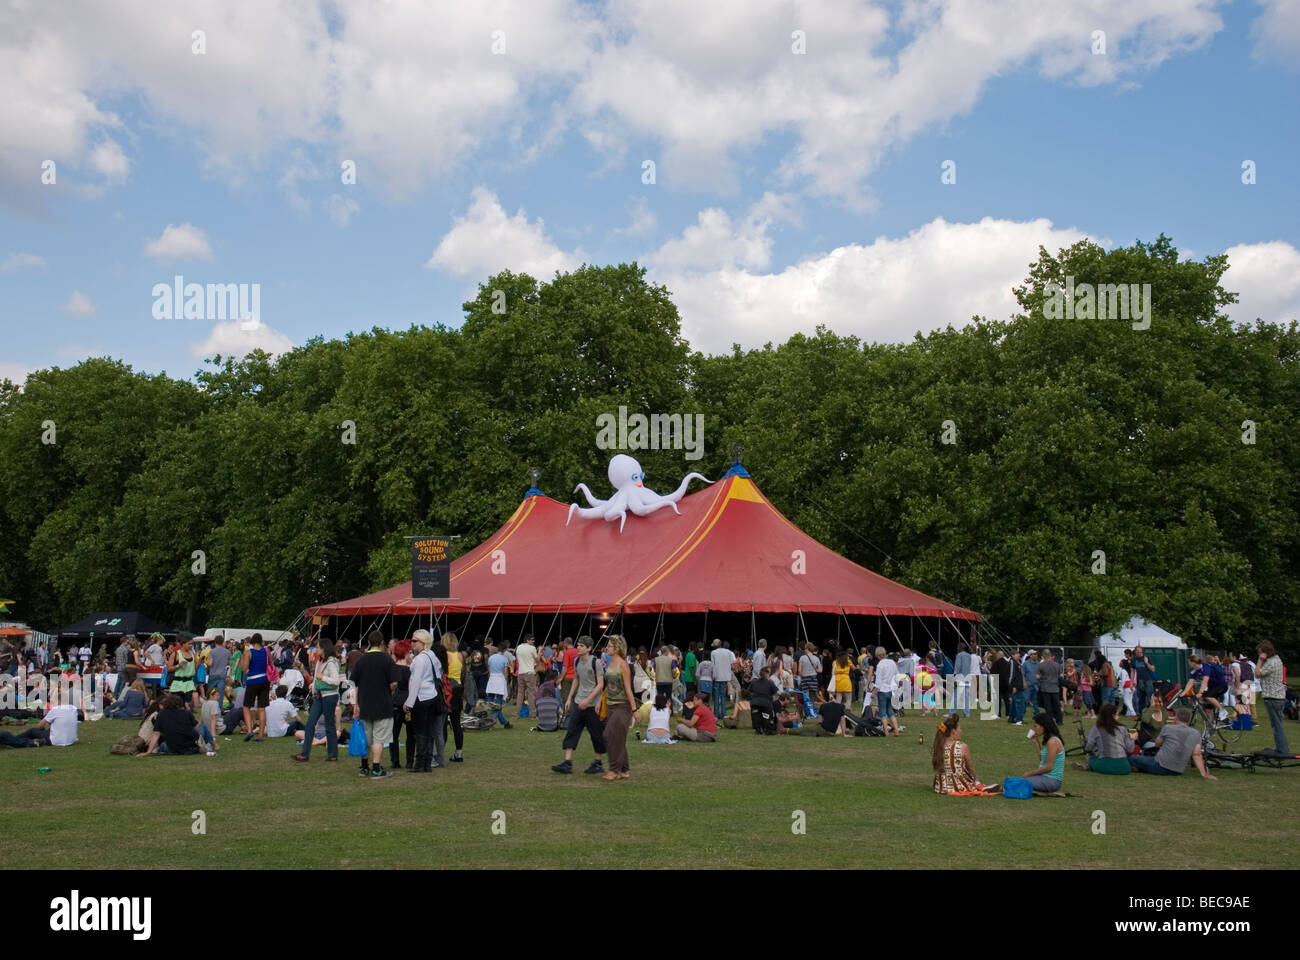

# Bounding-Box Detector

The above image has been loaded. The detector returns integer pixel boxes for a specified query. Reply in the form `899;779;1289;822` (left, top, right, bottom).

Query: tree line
2;237;1296;658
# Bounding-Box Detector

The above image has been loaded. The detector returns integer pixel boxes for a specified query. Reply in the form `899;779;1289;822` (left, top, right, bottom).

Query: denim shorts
876;692;895;718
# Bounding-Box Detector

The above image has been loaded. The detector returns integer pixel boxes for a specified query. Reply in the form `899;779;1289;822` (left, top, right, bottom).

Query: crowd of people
1;630;1293;797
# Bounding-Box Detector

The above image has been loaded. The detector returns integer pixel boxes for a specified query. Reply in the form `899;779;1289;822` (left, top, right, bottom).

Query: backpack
1203;662;1224;686
1237;660;1254;683
110;734;145;755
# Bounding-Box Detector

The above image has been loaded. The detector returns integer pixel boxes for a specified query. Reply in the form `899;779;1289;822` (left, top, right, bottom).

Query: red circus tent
304;467;980;624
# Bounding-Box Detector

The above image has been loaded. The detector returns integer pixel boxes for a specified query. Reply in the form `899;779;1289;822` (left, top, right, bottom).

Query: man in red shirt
559;638;579;716
677;691;718;742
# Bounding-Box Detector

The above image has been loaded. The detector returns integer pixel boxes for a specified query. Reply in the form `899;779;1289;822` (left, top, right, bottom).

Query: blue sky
2;0;1297;383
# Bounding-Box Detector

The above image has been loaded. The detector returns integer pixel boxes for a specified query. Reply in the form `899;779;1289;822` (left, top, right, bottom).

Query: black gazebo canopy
56;611;176;641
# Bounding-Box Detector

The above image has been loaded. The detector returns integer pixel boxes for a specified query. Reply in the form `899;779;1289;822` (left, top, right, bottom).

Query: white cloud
0;361;33;385
279;150;320;213
1;252;46;271
1251;0;1300;68
647;213;1090;352
573;0;1224;207
645;192;799;272
1222;241;1300;326
0;0;1226;214
192;319;293;360
427;187;584;279
326;193;359;227
88;138;129;182
62;291;96;316
144;223;213;261
613;196;658;238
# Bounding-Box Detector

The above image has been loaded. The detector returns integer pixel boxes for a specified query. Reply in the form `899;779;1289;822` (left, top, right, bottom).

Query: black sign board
411;536;452;599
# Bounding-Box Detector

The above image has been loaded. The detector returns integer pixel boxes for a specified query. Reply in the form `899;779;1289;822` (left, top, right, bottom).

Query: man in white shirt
870;648;901;737
752;639;767;678
42;702;80;746
77;644;92;674
515;634;539;717
147;638;165;668
709;640;736;720
265;686;304;739
899;648;919;677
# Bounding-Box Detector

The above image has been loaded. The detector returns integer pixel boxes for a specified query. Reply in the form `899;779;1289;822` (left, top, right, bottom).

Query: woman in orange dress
932;713;1000;795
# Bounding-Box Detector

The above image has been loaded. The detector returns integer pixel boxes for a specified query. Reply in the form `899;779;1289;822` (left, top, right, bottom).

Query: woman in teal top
1023;712;1066;795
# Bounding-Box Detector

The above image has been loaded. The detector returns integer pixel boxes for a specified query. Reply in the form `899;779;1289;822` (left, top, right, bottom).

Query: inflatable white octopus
567;454;712;532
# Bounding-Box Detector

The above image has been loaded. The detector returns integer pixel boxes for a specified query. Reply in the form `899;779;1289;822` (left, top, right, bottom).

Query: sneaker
551;760;573;774
431;761;445;769
244;732;255;742
358;766;371;778
206;751;216;757
584;760;604;775
292;754;309;762
450;754;464;762
1014;721;1024;726
325;756;338;761
370;766;392;778
503;721;513;729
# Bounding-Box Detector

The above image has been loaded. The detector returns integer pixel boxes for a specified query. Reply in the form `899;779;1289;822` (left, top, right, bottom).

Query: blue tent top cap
525;485;546;498
721;461;750;478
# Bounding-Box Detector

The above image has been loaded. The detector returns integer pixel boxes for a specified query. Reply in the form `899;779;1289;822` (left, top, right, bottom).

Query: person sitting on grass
199;687;223;755
643;692;676;744
265;685;305;740
106;679;148;719
1021;712;1066;796
676;691;718;742
1075;702;1132;774
1127;707;1217;780
140;694;212;756
800;697;852;736
932;713;999;795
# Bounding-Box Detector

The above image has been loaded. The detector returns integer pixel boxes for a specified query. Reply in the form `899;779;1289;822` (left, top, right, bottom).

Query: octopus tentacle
661;472;713;504
573;483;607;508
567;502;608;526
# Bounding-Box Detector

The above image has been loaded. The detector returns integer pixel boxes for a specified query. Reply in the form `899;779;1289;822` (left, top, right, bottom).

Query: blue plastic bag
347;718;367;757
1002;777;1033;799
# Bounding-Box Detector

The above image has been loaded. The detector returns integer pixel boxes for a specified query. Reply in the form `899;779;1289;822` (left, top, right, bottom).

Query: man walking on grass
352;630;399;779
552;636;606;775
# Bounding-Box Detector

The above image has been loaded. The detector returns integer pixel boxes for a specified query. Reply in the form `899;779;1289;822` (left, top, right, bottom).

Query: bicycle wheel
1181;700;1207;742
1215;713;1243;746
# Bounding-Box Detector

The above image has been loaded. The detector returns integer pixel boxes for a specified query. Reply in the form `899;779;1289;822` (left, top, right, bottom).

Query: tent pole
909;605;941;658
542;607;561;648
881;611;905;652
796;605;810;652
839;606;860;655
515;604;534;646
482;604;503;647
750;604;757;651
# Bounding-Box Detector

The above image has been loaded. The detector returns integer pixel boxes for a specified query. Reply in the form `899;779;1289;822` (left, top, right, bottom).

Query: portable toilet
1098;617;1188;687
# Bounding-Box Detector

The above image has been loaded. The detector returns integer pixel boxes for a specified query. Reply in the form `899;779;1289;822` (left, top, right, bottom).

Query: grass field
2;703;1296;869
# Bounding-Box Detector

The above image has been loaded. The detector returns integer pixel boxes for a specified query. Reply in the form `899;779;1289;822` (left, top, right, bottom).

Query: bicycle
1166;691;1242;748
